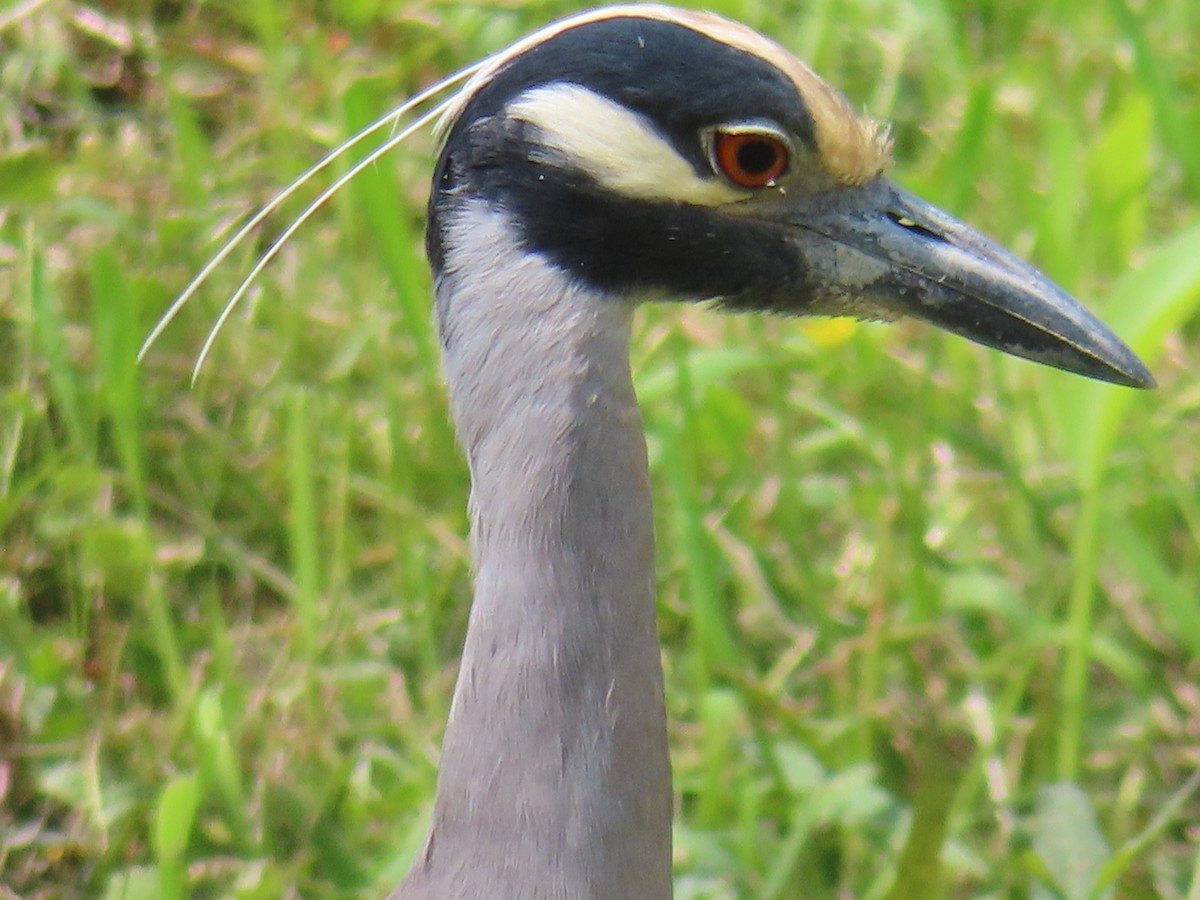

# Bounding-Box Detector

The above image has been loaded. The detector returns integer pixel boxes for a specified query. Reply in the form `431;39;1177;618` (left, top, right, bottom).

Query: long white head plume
138;58;485;379
144;3;892;382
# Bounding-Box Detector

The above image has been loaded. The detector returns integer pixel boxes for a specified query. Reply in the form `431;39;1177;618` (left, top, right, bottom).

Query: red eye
713;131;789;188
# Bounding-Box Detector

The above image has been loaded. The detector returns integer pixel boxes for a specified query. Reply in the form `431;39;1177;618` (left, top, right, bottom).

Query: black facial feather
427;13;818;305
444;16;816;172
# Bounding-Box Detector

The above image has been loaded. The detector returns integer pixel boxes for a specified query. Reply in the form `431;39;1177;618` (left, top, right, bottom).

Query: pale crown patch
439;6;891;188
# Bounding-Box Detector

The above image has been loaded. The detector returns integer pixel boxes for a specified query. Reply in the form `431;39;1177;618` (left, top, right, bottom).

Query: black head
427;5;1153;388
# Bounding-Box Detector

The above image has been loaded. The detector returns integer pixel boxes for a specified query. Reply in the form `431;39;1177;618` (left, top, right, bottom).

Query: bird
146;5;1154;899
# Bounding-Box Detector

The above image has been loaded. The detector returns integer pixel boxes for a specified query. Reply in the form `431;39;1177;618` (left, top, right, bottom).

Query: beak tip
1125;364;1157;391
1088;349;1156;390
1022;350;1155;390
1099;338;1156;389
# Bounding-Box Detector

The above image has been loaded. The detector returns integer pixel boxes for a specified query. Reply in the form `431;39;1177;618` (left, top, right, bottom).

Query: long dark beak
786;179;1155;388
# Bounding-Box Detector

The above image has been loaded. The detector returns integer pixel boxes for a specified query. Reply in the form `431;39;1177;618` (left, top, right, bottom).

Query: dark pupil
736;139;777;175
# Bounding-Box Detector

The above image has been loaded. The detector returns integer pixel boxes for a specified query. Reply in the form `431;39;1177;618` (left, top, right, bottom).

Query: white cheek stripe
506;83;749;206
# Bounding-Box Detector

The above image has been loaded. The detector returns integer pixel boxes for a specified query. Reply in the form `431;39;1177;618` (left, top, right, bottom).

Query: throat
399;204;672;899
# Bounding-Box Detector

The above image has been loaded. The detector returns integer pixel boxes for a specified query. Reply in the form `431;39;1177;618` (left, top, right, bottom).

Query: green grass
2;0;1199;897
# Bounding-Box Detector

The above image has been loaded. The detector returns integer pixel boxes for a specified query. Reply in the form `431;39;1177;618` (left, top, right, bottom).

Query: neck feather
396;203;672;900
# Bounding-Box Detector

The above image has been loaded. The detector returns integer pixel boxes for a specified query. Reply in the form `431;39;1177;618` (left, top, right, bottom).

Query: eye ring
710;126;791;188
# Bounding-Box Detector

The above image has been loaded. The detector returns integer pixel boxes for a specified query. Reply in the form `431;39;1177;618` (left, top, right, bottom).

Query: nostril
887;210;947;243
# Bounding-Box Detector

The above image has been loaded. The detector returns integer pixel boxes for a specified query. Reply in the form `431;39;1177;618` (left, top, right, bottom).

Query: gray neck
396;204;672;900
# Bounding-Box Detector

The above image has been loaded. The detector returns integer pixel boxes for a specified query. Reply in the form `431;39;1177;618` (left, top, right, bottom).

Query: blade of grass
90;247;186;700
1103;514;1200;657
286;387;321;676
29;227;90;456
1108;0;1200;194
192;687;254;852
166;92;216;210
1057;485;1103;781
947;79;996;214
1097;769;1200;892
153;772;200;900
90;247;145;508
1061;219;1200;489
697;689;740;827
665;342;739;682
1055;220;1200;778
884;723;973;900
341;80;437;375
1187;841;1200;900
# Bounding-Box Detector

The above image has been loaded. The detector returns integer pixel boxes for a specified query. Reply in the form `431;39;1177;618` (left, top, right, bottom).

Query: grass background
2;0;1199;897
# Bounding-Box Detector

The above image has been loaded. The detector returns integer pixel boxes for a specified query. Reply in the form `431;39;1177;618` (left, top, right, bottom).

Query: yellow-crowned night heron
149;6;1153;899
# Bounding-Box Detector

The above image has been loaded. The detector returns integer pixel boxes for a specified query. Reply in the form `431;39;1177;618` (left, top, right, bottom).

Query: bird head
429;5;1153;388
